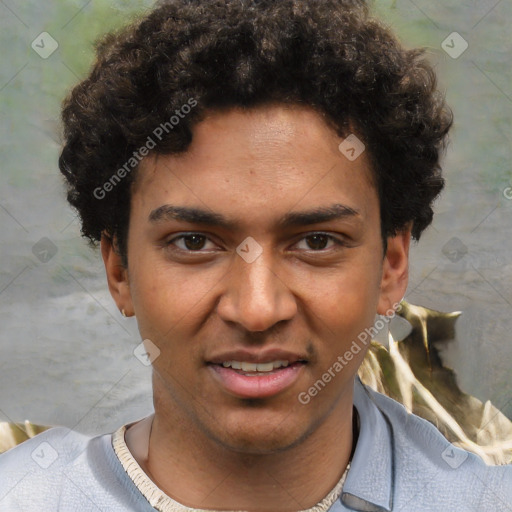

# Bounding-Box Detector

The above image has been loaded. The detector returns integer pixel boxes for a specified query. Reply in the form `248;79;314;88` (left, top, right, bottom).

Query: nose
217;248;297;333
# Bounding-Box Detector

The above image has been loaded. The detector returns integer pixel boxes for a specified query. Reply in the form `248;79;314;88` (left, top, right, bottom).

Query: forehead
132;104;378;227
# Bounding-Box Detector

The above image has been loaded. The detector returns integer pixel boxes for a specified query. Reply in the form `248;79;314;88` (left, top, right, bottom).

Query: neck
126;383;355;511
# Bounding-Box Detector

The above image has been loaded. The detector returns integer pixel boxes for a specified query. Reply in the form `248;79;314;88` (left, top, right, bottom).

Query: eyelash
164;232;346;254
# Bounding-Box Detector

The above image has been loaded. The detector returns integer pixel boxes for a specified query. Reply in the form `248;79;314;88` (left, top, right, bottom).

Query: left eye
294;233;341;251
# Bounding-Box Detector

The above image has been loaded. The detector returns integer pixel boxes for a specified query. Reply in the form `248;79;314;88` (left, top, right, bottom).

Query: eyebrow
148;203;360;229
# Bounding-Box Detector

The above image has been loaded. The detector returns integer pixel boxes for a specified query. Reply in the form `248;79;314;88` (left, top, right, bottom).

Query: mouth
220;359;292;375
207;356;307;399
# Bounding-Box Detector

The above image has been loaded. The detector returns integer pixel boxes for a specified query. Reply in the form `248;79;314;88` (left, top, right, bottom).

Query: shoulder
365;384;512;509
0;426;90;477
0;427;89;510
0;426;152;511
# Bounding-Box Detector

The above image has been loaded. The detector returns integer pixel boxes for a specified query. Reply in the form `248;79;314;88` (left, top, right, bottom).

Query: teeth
222;360;290;372
255;362;274;372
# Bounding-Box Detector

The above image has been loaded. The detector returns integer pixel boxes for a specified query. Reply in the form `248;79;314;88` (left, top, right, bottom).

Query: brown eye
167;234;216;252
294;233;342;251
305;234;330;250
182;234;207;250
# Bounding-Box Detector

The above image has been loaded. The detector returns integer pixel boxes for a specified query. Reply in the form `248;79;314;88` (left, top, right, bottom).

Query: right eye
165;233;219;252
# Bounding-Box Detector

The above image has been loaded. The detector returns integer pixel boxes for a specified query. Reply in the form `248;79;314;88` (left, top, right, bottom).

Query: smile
209;361;306;398
221;360;290;374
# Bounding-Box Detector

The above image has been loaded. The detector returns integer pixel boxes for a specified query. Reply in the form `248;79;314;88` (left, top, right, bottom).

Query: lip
206;348;308;399
208;361;306;399
207;348;308;366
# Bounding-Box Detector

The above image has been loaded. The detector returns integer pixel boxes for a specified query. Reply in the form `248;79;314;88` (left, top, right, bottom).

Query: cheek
129;260;221;340
300;263;382;356
304;261;381;314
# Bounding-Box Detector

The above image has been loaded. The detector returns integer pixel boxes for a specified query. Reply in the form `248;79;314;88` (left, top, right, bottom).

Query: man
1;0;510;510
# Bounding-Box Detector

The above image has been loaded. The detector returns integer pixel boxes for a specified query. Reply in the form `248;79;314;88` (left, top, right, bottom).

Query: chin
207;409;313;455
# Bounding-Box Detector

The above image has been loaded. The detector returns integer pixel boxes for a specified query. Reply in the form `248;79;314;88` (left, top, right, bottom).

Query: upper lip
207;348;308;365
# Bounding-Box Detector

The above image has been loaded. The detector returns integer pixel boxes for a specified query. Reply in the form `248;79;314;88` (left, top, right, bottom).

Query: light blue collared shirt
1;378;511;511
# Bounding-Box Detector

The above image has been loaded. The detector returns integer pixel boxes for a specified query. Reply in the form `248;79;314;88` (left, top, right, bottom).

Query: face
103;104;409;454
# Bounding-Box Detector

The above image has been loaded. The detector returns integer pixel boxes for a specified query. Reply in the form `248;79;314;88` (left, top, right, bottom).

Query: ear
100;232;134;317
376;227;411;315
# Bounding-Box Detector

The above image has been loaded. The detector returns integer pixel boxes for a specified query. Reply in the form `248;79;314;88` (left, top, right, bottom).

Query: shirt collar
340;378;394;512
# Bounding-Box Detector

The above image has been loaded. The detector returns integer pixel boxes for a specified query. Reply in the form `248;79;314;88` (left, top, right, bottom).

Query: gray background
0;0;511;435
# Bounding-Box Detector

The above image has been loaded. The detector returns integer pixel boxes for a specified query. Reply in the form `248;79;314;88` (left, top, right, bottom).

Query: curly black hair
59;0;452;266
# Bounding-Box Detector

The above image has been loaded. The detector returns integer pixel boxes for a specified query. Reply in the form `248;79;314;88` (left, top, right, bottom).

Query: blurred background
0;0;511;435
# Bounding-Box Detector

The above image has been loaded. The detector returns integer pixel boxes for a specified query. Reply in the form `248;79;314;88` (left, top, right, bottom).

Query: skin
102;104;410;511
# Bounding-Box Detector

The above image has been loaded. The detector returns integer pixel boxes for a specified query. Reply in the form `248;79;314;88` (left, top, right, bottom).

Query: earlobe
100;232;134;317
377;229;411;315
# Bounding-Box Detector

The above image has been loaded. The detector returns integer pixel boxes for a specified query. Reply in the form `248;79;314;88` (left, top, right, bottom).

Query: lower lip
209;363;305;399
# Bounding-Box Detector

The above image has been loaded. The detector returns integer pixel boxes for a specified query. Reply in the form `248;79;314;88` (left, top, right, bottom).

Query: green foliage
45;2;152;105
